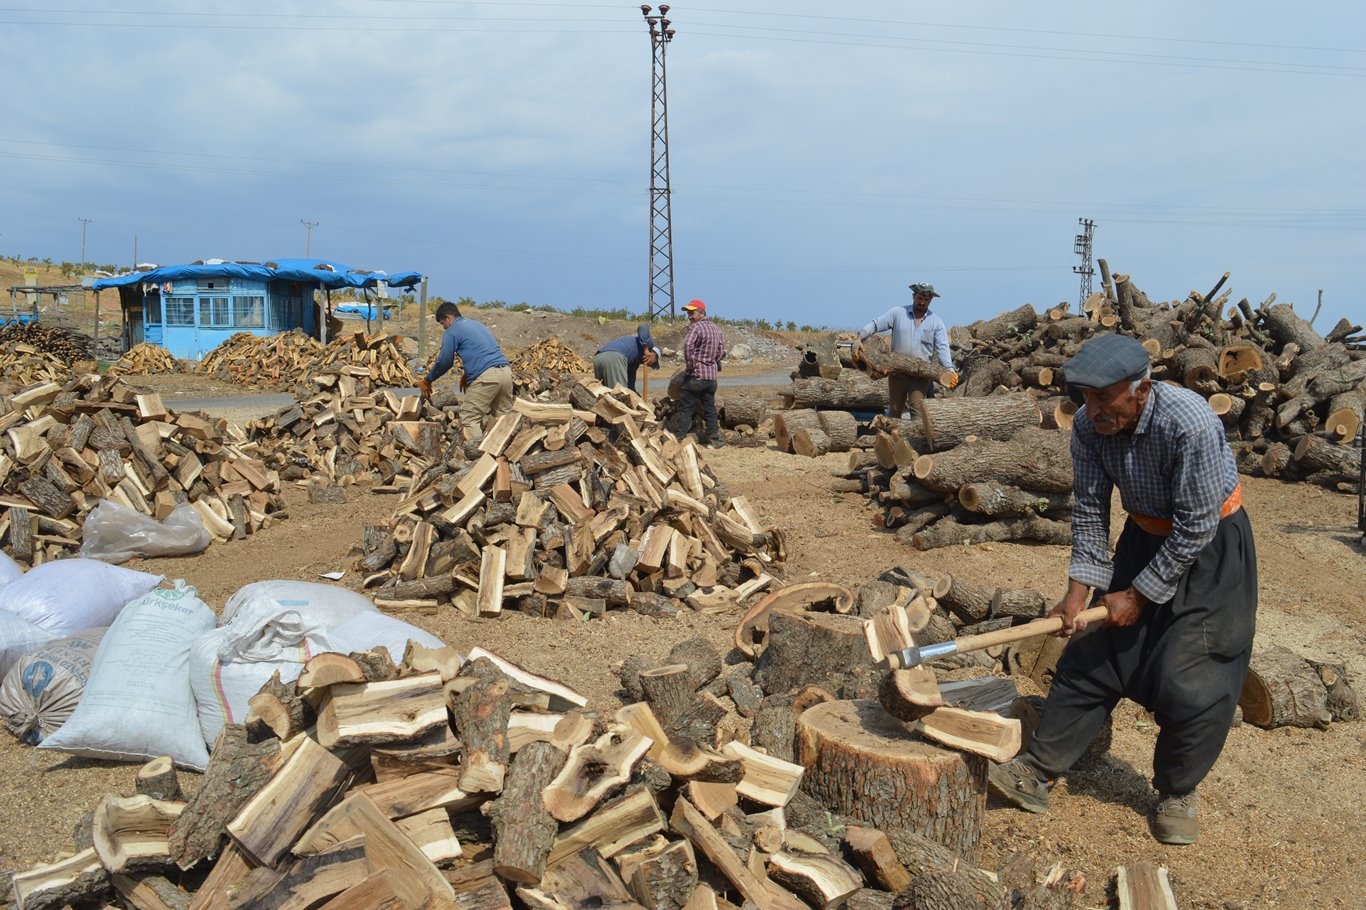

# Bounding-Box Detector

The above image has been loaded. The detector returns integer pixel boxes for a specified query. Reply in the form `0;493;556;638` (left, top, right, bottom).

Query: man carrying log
417;301;513;457
855;282;958;418
987;333;1257;846
666;299;726;449
593;324;660;393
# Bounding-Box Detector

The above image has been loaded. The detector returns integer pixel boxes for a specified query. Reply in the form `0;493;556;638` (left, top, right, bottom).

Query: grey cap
908;282;940;298
1064;333;1151;390
636;324;655;347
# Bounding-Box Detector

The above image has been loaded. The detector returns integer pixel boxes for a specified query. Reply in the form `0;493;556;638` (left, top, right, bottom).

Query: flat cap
1064;333;1151;390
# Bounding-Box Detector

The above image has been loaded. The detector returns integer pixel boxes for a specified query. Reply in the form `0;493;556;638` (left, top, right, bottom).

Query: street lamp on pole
79;217;92;268
301;219;319;257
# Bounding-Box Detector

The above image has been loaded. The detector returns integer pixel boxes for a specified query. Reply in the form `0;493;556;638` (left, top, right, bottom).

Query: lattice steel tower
1072;218;1095;306
642;4;676;320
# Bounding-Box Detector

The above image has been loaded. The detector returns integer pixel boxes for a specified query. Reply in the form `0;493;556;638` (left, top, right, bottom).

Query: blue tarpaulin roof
89;258;423;291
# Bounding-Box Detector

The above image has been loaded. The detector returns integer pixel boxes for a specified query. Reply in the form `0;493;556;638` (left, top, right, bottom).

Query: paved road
170;369;793;417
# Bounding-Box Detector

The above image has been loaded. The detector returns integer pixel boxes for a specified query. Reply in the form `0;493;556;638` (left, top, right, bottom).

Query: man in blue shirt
857;282;958;417
594;325;660;393
417;302;513;457
987;333;1256;847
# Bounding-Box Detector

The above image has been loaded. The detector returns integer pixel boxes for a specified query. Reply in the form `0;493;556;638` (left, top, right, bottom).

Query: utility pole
1072;218;1095;307
301;219;319;257
641;4;676;321
79;217;92;268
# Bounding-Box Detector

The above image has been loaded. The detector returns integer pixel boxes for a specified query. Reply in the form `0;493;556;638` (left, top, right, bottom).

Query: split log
1239;645;1334;729
766;849;862;909
224;837;370;910
911;706;1022;763
449;658;515;793
619;837;698;910
483;741;568;884
842;826;912;893
912;428;1073;494
316;672;448;750
168;725;284;869
91;794;184;874
1116;863;1178;910
796;699;986;859
721;740;805;807
669;797;809;910
547;787;667;867
542;726;652;822
10;848;109;910
882;826;1003;907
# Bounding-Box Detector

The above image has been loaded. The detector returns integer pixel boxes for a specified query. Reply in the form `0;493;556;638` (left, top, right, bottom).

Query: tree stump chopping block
796;699;986;861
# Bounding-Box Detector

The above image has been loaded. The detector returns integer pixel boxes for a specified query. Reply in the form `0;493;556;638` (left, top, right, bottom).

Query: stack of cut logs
244;372;453;490
109;342;181;376
9;619;1099;910
196;330;418;391
0;373;287;565
354;377;786;619
510;338;592;396
0;345;73;386
0;321;95;364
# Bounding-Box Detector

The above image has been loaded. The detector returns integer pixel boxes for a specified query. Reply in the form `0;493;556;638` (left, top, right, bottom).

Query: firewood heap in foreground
0;373;286;565
352;377;786;620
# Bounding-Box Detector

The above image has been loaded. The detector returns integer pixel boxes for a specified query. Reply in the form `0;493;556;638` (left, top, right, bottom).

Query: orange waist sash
1127;482;1243;537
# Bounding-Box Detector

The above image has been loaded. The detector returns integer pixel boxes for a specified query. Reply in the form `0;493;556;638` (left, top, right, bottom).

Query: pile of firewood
313;331;417;390
108;342;181;376
244;371;452;490
0;373;287;565
353;377;786;618
196;330;325;387
0;321;95;364
0;345;73;386
509;338;590;377
9;614;1097;910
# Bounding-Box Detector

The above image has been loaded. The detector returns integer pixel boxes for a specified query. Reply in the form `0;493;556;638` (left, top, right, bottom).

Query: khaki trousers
460;365;514;442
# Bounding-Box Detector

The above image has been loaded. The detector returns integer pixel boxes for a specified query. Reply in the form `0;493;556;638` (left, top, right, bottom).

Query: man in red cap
668;299;725;448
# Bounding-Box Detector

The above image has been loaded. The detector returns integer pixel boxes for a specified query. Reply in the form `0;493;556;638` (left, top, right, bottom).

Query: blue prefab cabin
89;258;423;361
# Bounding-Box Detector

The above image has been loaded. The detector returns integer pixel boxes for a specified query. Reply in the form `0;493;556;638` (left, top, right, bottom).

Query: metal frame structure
642;5;676;321
1073;218;1095;307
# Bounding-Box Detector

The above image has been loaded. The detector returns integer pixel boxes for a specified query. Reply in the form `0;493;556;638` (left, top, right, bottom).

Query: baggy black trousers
1024;508;1257;795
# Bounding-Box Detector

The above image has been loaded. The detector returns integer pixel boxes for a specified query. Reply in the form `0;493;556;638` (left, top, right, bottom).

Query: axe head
886;640;958;670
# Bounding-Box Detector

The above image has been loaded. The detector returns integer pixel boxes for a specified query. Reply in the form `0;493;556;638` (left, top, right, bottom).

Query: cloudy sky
3;1;1362;330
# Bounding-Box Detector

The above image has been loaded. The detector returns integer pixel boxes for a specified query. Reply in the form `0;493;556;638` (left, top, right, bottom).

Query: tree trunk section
857;339;947;384
1239;646;1333;729
816;411;859;452
910;513;1071;551
796;699;985;860
875;393;1042;453
772;410;825;454
722;394;771;429
792;428;831;458
754;611;877;699
912;428;1072;494
785;373;889;411
957;481;1073;519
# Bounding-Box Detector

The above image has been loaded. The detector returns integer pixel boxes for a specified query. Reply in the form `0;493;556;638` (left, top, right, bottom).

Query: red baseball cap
683;299;706;313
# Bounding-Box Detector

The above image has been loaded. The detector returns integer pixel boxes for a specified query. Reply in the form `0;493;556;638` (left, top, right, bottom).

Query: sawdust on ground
0;381;1363;910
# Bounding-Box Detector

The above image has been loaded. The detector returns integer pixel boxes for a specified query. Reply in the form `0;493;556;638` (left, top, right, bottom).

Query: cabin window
205;296;231;326
146;295;163;323
165;296;195;325
234;296;265;328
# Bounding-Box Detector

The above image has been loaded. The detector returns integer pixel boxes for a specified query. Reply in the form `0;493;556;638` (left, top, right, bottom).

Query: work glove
944;371;960;390
416;377;433;399
459;373;471;393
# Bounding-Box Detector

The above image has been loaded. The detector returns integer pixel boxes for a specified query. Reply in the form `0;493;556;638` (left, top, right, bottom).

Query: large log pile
509;338;591;388
352;377;787;618
0;345;73;386
0;373;286;565
0;322;96;364
197;330;417;391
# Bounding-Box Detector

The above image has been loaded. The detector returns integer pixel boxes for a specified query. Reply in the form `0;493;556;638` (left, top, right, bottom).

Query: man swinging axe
983;332;1257;846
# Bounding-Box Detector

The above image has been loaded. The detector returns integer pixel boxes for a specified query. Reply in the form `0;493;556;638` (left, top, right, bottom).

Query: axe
885;605;1110;669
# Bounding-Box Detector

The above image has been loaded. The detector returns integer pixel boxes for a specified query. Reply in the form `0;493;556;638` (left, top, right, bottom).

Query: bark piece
669;797;809;910
483;741;568;884
168;725;283;869
547;787;667;867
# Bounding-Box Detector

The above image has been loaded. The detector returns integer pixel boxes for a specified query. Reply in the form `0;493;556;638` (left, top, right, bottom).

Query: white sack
80;499;212;564
0;559;162;638
330;611;449;666
190;598;337;747
0;627;106;743
0;608;56;682
222;580;376;628
0;549;23;586
40;583;214;769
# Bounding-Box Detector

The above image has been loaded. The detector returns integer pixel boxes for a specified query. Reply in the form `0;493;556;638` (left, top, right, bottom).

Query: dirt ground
1;371;1364;909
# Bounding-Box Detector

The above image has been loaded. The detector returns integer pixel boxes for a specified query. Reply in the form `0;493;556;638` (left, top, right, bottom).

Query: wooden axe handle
953;604;1110;655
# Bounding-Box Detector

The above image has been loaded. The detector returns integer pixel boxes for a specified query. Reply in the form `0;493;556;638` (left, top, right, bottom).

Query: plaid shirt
1070;382;1240;604
684;317;725;381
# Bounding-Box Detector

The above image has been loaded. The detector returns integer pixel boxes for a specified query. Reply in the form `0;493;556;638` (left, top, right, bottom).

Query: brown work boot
1152;791;1199;845
987;758;1051;814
